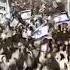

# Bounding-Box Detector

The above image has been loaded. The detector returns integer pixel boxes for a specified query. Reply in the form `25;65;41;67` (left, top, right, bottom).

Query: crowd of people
0;13;69;70
0;0;70;70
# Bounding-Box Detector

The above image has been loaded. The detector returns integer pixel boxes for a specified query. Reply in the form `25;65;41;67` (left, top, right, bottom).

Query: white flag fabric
32;25;49;39
21;10;31;20
54;14;69;23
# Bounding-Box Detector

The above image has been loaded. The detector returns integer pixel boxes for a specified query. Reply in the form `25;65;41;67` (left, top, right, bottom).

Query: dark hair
56;2;65;12
60;53;65;60
42;38;48;44
58;25;61;30
29;26;33;31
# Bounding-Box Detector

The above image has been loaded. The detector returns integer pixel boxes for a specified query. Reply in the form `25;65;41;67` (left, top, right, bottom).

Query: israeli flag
32;25;49;39
54;13;70;23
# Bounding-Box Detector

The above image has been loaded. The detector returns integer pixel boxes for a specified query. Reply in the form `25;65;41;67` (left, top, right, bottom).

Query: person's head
60;53;65;60
64;41;68;46
47;53;51;59
38;17;43;24
60;45;63;51
56;1;65;12
29;26;33;31
53;46;58;53
42;38;48;45
34;40;41;47
58;25;61;30
1;56;6;63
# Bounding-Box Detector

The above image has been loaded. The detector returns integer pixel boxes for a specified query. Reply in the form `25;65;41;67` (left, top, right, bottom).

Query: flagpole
67;0;70;16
